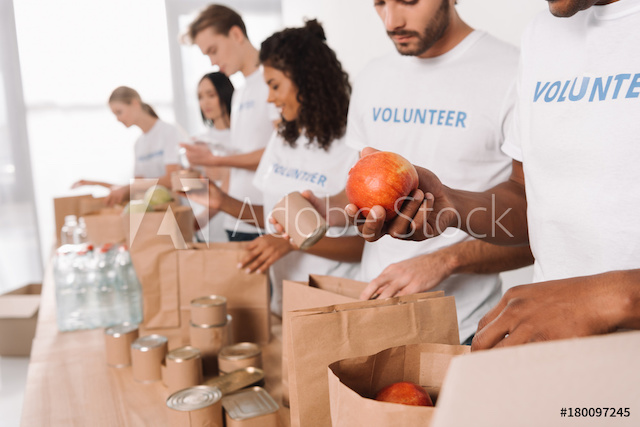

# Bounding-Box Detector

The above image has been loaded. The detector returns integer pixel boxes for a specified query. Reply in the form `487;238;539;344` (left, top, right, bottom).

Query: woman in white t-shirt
72;86;185;205
191;72;234;242
191;20;364;315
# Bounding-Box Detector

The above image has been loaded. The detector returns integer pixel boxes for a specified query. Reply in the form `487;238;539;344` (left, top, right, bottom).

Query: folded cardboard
0;284;42;356
432;331;640;427
281;275;367;406
328;343;470;427
287;291;460;427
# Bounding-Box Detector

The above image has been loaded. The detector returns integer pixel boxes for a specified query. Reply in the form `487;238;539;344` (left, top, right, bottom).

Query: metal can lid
131;334;168;351
222;387;279;420
191;295;227;308
166;385;222;412
219;342;261;361
104;323;139;338
167;346;201;362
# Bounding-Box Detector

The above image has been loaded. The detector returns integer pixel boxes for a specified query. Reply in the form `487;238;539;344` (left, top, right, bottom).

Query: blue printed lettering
382;108;392;122
437;110;445;125
456;112;467;128
373;108;382;121
534;81;550;102
613;74;631;99
544;81;562;102
393;108;401;123
557;80;571;102
403;109;414;123
317;175;327;187
445;110;455;127
569;77;590;101
429;109;437;125
589;76;613;102
414;109;426;124
626;73;640;99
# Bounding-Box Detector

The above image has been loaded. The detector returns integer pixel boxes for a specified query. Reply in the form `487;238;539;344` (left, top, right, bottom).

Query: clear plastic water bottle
60;215;78;245
115;244;143;325
94;244;120;326
54;243;94;331
74;217;88;244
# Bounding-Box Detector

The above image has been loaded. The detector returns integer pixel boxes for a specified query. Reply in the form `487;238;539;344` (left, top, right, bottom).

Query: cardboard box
328;343;470;427
0;284;42;356
432;331;640;427
53;194;125;246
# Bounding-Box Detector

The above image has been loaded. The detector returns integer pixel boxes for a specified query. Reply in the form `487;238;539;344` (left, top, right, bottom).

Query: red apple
375;381;433;407
345;151;419;221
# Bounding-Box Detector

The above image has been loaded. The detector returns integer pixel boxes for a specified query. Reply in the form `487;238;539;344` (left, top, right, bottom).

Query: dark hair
199;72;234;126
183;4;248;44
259;19;351;150
108;86;159;119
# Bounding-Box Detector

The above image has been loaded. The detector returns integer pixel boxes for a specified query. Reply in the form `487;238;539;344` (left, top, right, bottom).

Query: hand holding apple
375;381;433;407
345;151;419;221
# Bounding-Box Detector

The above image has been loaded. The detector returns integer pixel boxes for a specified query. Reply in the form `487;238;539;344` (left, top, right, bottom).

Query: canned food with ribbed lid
222;386;279;427
190;295;227;326
163;346;203;393
131;334;168;382
104;322;139;367
166;385;223;427
218;342;262;375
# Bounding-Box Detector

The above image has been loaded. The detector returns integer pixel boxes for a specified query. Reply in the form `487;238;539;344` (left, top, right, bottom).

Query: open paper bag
287;291;459;427
281;275;368;406
328;342;470;426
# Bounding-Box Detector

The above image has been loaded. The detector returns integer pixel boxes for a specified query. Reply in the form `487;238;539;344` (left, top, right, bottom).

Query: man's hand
105;185;129;207
471;275;622;351
238;234;295;274
180;142;219;167
360;251;454;300
182;180;224;211
345;147;458;242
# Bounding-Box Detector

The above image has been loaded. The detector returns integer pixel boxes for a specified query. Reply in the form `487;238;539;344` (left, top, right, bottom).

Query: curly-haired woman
192;20;363;315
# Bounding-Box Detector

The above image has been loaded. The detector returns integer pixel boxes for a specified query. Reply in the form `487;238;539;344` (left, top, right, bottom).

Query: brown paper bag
177;242;270;345
54;195;126;246
328;343;470;427
281;275;368;406
287;292;460;427
124;205;194;329
53;194;94;245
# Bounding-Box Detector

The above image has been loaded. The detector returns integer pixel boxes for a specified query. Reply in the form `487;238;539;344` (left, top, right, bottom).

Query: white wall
280;0;548;290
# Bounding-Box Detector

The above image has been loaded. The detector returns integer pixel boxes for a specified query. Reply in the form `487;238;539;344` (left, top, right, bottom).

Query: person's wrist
607;271;640;331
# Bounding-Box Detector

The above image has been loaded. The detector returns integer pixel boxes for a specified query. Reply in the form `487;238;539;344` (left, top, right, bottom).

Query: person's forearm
303;235;364;263
215;148;265;171
444;239;534;276
608;270;640;331
446;179;528;245
219;194;266;229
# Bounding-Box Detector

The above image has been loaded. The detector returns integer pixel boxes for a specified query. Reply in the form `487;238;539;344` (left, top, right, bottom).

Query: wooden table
21;264;291;426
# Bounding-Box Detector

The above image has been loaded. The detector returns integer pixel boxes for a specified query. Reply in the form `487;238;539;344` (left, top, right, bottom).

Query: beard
387;0;450;57
546;0;596;18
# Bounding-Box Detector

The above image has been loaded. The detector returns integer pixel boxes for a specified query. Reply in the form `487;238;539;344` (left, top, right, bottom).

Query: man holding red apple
346;0;640;349
286;0;535;345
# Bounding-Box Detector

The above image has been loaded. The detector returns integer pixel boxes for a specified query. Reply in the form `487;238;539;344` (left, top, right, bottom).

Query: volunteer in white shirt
190;72;234;243
189;20;363;315
181;4;279;242
351;0;640;349
284;0;534;344
72;86;185;206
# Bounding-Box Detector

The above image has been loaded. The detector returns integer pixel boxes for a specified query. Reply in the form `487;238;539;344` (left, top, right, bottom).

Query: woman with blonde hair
73;86;186;205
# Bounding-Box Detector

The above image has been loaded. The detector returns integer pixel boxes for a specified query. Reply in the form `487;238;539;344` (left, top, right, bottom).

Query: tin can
190;295;227;326
189;320;229;376
271;191;327;250
218;342;262;375
222;386;279;427
163;346;203;394
131;334;168;383
166;385;223;427
104;323;139;367
204;367;265;395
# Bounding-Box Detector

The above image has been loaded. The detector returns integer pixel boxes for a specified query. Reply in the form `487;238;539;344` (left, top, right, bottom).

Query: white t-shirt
193;126;232;243
225;68;280;234
253;132;360;315
347;31;519;342
133;119;186;178
501;3;640;283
